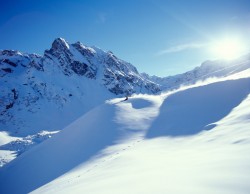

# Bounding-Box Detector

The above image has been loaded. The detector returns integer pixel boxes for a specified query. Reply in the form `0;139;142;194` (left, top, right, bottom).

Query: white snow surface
0;70;250;194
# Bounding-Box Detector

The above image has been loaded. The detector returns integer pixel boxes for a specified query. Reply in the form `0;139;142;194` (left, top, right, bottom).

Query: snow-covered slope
1;69;250;194
143;53;250;91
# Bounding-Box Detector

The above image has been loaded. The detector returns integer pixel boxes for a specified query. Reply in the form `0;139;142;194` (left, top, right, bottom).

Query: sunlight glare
210;37;247;60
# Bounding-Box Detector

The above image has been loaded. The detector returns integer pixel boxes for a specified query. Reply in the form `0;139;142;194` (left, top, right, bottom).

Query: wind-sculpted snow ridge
0;71;250;194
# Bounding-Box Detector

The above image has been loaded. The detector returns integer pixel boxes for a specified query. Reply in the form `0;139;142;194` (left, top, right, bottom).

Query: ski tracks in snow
51;137;145;189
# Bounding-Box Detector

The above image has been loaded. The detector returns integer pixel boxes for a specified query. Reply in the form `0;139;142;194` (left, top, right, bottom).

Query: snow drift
147;77;250;137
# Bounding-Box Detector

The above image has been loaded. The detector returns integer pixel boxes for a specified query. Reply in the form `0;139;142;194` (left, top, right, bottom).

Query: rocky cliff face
44;39;97;78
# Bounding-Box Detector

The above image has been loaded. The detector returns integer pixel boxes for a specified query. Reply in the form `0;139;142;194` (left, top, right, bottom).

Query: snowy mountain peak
0;50;22;57
51;37;70;50
71;41;96;57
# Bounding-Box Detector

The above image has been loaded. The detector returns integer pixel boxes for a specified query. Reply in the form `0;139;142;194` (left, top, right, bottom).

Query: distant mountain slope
143;53;250;90
0;71;250;194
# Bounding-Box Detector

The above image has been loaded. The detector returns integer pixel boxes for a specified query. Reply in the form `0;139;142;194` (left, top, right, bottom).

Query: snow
0;130;59;167
0;131;18;146
0;70;250;194
0;132;19;167
0;69;114;165
0;61;114;136
147;77;250;137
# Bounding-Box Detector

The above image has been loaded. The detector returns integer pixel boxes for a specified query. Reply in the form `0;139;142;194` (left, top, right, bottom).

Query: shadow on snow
146;78;250;138
0;104;123;194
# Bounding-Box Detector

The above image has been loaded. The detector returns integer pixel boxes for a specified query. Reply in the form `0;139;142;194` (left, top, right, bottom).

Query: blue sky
0;0;250;76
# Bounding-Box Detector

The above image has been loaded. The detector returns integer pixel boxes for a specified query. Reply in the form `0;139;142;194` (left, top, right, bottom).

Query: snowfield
1;71;250;194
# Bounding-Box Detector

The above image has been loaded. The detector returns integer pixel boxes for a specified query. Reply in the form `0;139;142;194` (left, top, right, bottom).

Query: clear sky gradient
1;0;250;76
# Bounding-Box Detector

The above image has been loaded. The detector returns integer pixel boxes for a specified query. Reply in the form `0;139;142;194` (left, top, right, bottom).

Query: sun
209;37;247;60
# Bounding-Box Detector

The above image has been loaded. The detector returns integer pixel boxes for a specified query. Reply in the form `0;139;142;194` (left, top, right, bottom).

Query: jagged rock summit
44;38;160;94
